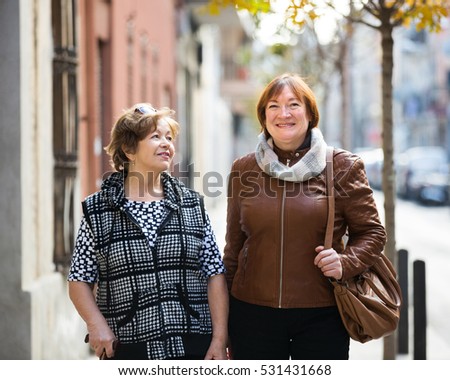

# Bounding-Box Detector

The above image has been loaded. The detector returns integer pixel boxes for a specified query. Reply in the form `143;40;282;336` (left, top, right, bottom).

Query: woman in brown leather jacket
223;73;386;360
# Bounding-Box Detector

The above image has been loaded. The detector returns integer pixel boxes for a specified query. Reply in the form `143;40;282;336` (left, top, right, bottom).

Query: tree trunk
341;29;352;150
340;2;355;151
380;22;398;360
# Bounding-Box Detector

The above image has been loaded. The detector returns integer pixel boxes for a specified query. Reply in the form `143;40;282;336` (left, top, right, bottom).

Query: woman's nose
280;105;291;117
160;137;171;146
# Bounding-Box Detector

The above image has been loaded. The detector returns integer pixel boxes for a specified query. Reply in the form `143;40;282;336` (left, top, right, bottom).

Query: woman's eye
290;103;300;108
167;136;173;142
268;104;278;109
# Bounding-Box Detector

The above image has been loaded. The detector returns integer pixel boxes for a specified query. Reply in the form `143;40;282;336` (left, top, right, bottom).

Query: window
52;0;78;273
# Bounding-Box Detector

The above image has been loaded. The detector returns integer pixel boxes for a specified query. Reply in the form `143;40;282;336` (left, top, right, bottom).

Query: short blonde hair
104;103;179;173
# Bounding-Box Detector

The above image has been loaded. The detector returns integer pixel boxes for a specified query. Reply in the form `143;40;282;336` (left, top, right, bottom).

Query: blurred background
0;0;449;360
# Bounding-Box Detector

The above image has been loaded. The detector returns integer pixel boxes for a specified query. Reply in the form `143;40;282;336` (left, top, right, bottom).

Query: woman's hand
69;281;118;359
204;336;228;360
85;322;118;359
314;245;343;280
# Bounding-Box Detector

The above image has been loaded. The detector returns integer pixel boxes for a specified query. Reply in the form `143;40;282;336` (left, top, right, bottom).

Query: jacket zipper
278;156;292;306
279;184;287;308
121;206;175;340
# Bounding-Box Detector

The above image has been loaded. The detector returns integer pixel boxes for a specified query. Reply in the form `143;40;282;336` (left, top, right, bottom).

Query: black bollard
413;260;426;360
397;249;409;354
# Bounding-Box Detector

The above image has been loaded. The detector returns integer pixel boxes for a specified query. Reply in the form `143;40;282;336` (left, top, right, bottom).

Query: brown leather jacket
223;147;386;308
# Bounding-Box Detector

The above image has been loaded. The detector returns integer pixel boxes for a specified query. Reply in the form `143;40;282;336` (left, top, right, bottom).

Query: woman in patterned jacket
68;103;228;360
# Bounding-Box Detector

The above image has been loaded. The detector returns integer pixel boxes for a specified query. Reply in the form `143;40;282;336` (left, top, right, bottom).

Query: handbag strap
324;146;335;249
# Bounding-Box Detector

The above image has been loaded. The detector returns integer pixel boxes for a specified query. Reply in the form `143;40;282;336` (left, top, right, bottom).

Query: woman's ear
122;144;134;161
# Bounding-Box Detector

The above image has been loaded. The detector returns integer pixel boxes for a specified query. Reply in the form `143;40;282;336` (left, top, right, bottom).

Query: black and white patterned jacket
82;171;213;358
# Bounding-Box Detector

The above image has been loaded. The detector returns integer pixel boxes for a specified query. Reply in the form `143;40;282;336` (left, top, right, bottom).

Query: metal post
413;260;426;360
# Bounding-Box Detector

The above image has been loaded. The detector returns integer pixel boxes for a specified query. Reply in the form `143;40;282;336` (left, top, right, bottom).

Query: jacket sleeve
222;159;248;291
334;153;387;280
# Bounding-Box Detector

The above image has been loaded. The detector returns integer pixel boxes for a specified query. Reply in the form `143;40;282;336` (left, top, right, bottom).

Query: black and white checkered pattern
67;171;225;359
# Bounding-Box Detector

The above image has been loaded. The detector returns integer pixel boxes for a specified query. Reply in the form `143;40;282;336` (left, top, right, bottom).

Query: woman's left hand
314;245;343;281
204;337;228;360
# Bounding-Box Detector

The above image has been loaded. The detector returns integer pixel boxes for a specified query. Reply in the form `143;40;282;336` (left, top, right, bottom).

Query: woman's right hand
85;322;118;359
68;281;118;359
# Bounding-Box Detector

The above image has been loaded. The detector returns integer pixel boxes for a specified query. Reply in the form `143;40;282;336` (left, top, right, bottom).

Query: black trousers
228;296;350;360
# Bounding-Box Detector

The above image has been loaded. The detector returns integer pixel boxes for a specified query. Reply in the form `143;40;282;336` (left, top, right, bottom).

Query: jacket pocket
176;283;200;320
115;283;208;342
117;292;139;328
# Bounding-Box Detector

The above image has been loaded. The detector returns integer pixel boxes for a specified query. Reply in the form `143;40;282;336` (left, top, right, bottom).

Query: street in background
357;146;450;206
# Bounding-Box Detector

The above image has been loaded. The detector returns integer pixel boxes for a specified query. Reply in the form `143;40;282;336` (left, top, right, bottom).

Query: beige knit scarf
255;128;327;182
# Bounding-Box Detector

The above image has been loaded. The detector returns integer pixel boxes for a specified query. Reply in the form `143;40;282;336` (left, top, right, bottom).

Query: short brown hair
256;73;319;139
104;103;179;173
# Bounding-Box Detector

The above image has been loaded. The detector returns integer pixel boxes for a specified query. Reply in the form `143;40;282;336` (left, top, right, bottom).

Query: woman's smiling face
265;85;310;151
130;119;175;174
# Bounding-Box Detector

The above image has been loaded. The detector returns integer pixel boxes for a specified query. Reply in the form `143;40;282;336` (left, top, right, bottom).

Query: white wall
192;24;233;209
0;0;88;359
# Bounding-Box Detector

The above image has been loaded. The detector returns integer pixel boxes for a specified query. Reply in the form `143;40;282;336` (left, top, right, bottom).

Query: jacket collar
101;171;183;211
273;130;312;165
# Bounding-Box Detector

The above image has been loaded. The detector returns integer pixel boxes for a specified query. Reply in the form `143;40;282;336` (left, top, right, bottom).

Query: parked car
355;147;383;190
396;146;449;205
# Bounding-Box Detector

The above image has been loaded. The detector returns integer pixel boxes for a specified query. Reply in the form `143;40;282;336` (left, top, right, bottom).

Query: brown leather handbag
324;146;402;343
